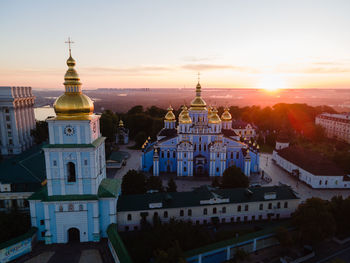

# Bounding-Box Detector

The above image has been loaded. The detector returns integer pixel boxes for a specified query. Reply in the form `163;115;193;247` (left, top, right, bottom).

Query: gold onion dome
54;53;94;119
190;82;207;111
179;107;192;124
164;106;176;122
209;107;221;124
119;120;124;127
221;107;232;121
207;106;213;119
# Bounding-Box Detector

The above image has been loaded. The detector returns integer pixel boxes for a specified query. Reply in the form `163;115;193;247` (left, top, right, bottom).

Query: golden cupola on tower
221;107;232;121
164;106;176;122
53;50;94;119
179;106;192;124
209;107;221;124
190;82;207;111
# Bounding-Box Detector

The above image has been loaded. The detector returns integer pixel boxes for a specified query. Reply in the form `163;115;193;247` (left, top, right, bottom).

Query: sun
257;74;287;92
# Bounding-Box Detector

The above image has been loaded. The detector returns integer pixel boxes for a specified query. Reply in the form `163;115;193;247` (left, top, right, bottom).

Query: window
237;205;241;212
68;204;74;211
245;205;248;211
164;211;168;218
268;203;272;209
236;152;239;159
319;180;322;185
53;160;57;166
5;108;9;113
277;202;281;209
59;205;63;212
194;144;196;151
213;207;217;214
173;152;176;158
203;208;207;215
79;204;83;211
6;116;10;121
217;153;219;158
41;231;46;237
184;167;187;172
167;151;170;158
284;202;288;208
222;207;226;213
204;145;207;151
67;162;76;182
184;153;187;158
188;209;192;216
199;144;202;151
40;219;45;225
6;124;11;129
216;167;219;172
259;204;263;210
231;152;233;159
325;180;328;185
84;159;88;165
9;139;13;145
161;151;164;158
180;210;184;216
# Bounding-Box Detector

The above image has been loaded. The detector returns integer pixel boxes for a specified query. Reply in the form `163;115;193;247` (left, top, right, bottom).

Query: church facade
28;49;120;244
141;83;260;177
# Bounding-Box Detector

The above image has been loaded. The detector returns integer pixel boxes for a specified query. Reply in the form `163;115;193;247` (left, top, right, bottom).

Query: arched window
203;208;207;215
173;151;176;158
167;151;170;158
127;214;132;221
204;145;207;151
237;205;241;212
67;162;76;182
188;209;192;216
194;144;196;151
236;152;239;159
231;152;233;159
199;144;202;151
184;153;187;158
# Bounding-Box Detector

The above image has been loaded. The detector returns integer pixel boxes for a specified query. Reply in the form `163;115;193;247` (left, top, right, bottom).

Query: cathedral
141;82;260;177
28;48;119;244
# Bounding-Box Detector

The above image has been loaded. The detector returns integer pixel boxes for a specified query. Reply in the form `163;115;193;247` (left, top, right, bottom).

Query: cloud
181;64;259;73
83;66;172;73
182;56;219;62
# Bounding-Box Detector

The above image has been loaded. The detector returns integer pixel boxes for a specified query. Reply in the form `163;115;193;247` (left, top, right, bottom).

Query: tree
146;176;163;192
232;249;249;262
127;105;144;115
166;178;177;192
121;169;146;195
100;110;118;142
292;197;336;244
276;226;293;248
154;241;186;263
31;121;48;144
134;131;147;148
212;177;221;187
221;166;249;189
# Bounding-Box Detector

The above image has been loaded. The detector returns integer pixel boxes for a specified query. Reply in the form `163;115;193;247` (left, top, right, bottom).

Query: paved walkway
260;153;350;201
108;141;142;179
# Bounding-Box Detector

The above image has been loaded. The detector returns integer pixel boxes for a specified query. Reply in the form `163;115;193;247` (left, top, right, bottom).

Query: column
93;202;100;242
0;109;8;154
44;204;52;244
10;108;21;152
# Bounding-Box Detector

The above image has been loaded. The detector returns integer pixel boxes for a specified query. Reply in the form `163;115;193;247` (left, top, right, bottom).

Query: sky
1;0;350;90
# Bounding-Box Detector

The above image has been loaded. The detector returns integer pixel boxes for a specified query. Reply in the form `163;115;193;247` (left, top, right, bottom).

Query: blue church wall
99;199;111;238
34;202;45;241
87;203;94;241
142;149;154;173
83;179;92;194
48;204;57;243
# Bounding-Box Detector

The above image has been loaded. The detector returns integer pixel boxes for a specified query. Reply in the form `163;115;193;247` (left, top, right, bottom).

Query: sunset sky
1;0;350;90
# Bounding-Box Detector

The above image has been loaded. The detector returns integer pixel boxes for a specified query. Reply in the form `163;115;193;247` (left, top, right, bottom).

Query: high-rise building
0;86;36;155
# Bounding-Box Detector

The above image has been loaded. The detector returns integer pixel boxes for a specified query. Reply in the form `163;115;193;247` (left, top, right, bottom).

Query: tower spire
65;37;74;57
197;72;200;83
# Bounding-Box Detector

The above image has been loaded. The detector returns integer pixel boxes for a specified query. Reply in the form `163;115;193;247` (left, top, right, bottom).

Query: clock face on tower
64;125;75;136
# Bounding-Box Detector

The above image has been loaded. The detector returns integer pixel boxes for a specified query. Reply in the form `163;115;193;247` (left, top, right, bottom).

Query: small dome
179;107;192;124
190;82;207;111
119;120;124;127
221;107;232;121
209;108;221;124
164;106;176;122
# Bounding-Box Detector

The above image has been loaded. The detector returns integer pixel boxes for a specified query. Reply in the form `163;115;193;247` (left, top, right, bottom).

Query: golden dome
190;82;207;111
119;120;124;127
164;106;176;122
209;107;221;124
54;53;94;119
208;106;213;119
179;107;192;124
221;107;232;121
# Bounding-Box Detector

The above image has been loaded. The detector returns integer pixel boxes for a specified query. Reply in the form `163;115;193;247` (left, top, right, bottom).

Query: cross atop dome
65;37;74;56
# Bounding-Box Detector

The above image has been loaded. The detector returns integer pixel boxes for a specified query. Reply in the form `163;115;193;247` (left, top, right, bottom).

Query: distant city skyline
1;0;350;90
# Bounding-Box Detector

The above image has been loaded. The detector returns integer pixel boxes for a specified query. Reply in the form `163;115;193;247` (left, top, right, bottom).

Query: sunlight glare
257;74;287;92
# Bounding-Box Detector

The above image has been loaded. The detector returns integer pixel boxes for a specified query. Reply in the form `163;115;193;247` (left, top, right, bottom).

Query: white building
0;86;36;155
315;113;350;143
117;185;300;232
273;145;350;189
232;120;256;140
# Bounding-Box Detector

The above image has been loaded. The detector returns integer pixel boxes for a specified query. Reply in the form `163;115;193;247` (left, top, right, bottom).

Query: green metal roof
117;185;299;212
0;227;38;250
107;224;133;263
0;145;46;192
185;221;291;258
98;178;121;198
42;136;105;149
108;151;130;162
28;186;98;201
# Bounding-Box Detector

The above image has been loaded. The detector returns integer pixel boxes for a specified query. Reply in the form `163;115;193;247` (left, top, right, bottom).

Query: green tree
276;226;293;248
221;166;249;189
293;197;336;244
127;105;144;115
134;131;148;148
166;178;177;192
100;110;118;142
30;121;48;144
146;176;164;192
121;169;146;195
0;211;31;243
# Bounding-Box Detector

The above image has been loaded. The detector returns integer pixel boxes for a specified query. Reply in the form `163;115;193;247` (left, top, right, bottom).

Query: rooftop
277;146;346;176
0;144;46;192
117;185;299;212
